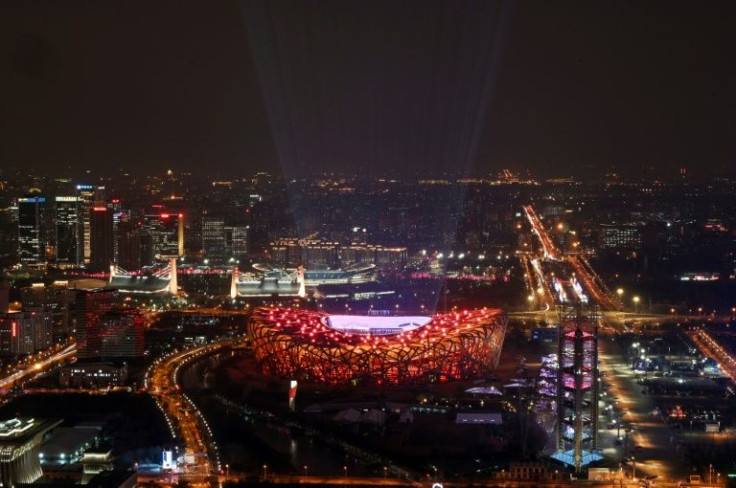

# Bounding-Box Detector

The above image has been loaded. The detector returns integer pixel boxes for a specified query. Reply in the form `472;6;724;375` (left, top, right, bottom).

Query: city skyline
1;2;736;486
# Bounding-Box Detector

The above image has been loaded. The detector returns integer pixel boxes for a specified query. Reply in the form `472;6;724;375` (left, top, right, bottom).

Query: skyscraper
202;215;226;259
73;289;115;359
142;212;184;261
117;219;141;270
17;196;46;265
98;310;144;357
225;224;248;258
76;185;95;265
90;206;114;271
0;309;52;355
109;198;125;264
55;196;79;265
76;185;105;266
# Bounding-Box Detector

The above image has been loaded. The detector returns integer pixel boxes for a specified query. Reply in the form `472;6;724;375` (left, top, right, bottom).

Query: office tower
73;289;116;358
142;212;184;261
0;205;18;267
17;196;46;265
225;224;248;258
117;219;141;270
20;284;75;339
76;185;105;265
0;309;52;355
109;198;124;264
98;310;144;357
90;206;114;271
598;224;642;251
55;196;79;265
202;215;226;259
76;185;95;265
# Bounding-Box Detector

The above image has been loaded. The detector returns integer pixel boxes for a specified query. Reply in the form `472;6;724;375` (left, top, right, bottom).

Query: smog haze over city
1;2;736;488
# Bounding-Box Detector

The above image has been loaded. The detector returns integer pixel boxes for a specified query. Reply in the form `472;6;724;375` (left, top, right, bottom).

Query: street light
633;296;640;314
632;456;636;480
262;464;267;480
303;465;308;477
343;465;348;478
225;464;229;480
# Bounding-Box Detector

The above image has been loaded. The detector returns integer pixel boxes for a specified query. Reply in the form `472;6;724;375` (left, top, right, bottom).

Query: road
686;327;736;381
523;205;562;261
145;336;247;482
0;343;76;390
598;338;684;481
523;204;620;311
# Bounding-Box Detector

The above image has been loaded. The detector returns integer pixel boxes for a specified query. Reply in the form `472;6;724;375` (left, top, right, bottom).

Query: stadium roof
107;275;170;293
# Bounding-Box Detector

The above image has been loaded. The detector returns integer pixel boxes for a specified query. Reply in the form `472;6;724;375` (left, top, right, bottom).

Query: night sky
1;1;735;178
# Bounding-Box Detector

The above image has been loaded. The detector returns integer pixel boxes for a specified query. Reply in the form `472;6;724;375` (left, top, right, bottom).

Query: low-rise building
59;362;128;388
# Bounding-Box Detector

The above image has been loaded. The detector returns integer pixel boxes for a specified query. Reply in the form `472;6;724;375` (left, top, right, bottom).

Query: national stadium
247;306;507;385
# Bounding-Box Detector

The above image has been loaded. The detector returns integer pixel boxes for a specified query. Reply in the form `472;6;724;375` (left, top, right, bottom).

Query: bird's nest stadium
247;307;507;385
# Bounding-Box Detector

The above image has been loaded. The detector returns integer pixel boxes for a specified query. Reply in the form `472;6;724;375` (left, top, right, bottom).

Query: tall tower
142;212;184;261
55;196;79;265
17;196;46;265
75;185;99;265
551;305;602;472
90;206;114;271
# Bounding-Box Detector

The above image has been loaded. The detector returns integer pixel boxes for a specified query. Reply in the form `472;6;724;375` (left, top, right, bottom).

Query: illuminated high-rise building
55;196;79;265
98;310;144;357
73;289;116;359
17;196;46;265
0;309;52;355
202;215;226;258
109;198;125;264
142;212;184;261
225;224;248;258
76;185;105;266
90;206;114;271
599;224;641;250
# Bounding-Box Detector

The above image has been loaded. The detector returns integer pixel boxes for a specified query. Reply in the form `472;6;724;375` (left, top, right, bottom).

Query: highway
523;205;562;261
687;327;736;381
522;204;620;311
0;343;75;390
145;336;247;482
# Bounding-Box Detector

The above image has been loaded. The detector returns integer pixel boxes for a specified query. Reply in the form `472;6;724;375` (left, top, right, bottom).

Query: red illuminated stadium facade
247;307;507;385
